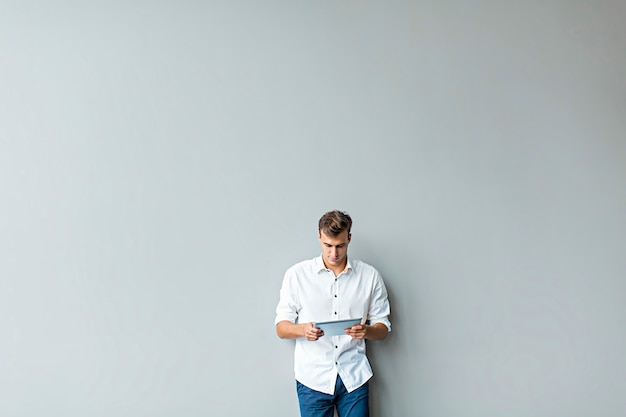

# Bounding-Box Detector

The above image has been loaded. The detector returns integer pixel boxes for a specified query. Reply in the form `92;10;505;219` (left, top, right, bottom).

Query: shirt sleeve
367;272;392;332
274;268;300;325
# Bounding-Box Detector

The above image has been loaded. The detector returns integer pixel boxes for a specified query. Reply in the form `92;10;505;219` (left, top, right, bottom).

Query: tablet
313;318;362;337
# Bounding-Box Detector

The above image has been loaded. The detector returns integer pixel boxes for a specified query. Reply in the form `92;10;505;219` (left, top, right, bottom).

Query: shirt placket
332;275;340;371
331;275;340;319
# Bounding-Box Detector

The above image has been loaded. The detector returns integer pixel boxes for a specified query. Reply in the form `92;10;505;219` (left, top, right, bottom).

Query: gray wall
1;1;625;416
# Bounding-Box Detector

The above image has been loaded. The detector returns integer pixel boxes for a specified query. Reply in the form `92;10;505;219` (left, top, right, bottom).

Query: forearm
365;322;389;341
276;320;307;339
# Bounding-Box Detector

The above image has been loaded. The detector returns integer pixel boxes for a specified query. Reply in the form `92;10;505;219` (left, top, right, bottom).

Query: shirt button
334;312;337;315
335;346;338;348
334;295;337;298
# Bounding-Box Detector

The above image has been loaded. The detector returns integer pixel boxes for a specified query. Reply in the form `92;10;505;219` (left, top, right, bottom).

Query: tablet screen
313;318;362;337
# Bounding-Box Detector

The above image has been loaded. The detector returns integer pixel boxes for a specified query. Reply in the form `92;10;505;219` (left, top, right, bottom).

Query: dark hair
318;210;352;237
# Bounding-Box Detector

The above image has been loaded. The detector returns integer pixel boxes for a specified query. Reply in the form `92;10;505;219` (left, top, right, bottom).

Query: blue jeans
296;376;369;417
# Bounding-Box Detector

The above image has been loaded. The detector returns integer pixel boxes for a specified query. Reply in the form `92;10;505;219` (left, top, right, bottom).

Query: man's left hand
345;322;389;341
345;324;367;339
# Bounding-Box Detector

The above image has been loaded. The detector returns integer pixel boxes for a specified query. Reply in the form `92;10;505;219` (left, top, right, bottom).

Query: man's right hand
276;320;324;340
304;322;324;341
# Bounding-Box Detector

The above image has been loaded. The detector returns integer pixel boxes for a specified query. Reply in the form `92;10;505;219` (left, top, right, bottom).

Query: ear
348;233;352;243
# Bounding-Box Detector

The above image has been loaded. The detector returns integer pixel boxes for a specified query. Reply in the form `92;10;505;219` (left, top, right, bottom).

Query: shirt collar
315;255;353;275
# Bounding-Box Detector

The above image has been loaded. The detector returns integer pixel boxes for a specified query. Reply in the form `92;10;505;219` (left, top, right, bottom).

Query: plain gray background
1;1;625;416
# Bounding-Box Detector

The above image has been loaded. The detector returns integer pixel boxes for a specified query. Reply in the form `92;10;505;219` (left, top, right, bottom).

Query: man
275;210;391;417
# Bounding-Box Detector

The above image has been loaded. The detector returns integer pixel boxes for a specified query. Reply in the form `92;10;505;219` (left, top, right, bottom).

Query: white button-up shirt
275;256;391;394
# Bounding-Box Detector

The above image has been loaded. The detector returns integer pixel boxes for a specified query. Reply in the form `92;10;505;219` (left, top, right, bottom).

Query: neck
324;259;347;277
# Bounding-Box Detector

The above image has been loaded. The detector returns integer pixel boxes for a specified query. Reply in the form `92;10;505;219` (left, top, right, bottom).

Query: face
318;230;351;270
